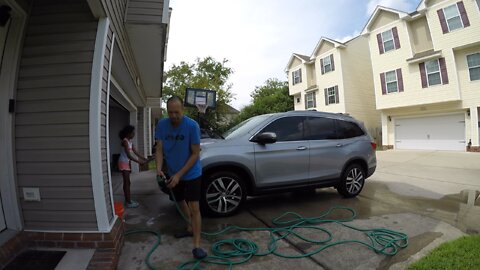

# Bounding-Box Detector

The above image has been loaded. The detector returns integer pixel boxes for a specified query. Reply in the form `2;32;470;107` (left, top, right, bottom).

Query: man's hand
167;173;181;189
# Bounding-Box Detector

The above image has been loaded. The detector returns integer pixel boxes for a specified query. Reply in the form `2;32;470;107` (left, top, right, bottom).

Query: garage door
395;114;465;151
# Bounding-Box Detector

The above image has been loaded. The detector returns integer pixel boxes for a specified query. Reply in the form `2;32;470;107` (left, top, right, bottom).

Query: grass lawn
408;235;480;270
148;160;156;171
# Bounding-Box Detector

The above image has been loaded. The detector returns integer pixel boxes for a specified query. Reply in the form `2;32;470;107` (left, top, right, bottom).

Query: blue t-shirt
155;116;202;181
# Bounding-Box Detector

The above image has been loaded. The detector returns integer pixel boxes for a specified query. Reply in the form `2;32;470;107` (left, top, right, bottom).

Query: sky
165;0;419;110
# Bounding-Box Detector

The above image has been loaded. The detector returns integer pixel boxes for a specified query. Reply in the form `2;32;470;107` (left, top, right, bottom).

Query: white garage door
395;114;465;151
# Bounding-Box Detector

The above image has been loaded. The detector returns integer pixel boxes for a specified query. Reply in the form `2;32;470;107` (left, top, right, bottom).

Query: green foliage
408;235;480;270
163;57;234;129
237;78;293;122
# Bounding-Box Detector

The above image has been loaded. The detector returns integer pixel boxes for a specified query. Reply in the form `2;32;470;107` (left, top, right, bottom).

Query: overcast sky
165;0;419;110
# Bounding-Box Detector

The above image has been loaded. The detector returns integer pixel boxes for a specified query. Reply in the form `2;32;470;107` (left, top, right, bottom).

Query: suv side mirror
251;132;277;144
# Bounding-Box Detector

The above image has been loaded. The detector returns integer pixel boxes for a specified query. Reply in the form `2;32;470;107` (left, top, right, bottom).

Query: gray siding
101;0;140;89
126;0;165;24
137;108;146;156
102;26;114;222
15;0;98;230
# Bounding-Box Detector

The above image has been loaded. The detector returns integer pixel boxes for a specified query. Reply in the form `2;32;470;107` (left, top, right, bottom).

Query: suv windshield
223;114;271;139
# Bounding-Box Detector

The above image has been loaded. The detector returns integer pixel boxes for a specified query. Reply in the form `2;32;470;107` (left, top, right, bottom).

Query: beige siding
126;0;165;24
315;42;334;57
369;11;399;31
369;18;461;110
15;0;97;230
427;0;480;50
314;49;346;113
341;37;380;140
407;17;434;54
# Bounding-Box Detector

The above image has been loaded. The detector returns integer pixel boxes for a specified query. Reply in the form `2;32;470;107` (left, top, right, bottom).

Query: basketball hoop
196;104;208;114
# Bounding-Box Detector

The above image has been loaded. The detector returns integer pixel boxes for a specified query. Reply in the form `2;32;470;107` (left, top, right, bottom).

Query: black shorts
172;177;201;202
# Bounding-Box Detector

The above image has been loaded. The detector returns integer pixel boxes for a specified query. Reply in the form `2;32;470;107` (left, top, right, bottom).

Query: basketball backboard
185;88;217;109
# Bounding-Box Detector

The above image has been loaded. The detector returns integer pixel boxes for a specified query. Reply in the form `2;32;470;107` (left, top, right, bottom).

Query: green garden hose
125;178;409;270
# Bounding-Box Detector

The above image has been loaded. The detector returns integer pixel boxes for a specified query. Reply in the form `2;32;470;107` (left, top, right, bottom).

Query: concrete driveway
115;150;480;270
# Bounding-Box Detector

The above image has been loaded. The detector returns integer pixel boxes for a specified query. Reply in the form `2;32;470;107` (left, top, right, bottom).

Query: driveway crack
246;208;329;270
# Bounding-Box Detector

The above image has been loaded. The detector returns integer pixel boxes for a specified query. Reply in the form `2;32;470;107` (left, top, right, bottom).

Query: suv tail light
371;142;377;151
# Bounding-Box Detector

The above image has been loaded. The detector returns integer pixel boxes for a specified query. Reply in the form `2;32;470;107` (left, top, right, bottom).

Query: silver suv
200;111;377;216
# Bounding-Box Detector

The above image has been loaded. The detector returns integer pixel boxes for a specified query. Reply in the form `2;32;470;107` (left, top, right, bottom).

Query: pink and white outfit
118;138;133;171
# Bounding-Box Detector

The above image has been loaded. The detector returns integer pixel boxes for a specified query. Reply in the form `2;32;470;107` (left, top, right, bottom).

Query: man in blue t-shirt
155;96;206;260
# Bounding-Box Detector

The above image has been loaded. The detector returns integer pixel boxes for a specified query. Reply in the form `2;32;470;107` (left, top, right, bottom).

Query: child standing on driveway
119;125;147;208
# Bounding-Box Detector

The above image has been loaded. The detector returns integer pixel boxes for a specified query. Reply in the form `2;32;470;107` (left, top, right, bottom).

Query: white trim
425;58;442;86
407;51;443;64
385;70;399;93
89;17;111;232
162;0;170;24
0;0;27;233
106;33;116;225
111;76;136;112
442;3;463;32
361;6;409;35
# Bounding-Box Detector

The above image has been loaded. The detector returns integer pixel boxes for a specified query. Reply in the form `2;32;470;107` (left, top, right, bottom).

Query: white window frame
425;59;442;86
385;70;399;93
443;3;463;32
466;52;480;81
322;55;332;73
327;87;336;105
381;29;395;52
306;92;315;109
292;68;301;85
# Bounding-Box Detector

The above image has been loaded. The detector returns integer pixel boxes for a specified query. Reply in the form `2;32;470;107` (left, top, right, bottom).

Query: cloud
366;0;415;16
337;30;361;43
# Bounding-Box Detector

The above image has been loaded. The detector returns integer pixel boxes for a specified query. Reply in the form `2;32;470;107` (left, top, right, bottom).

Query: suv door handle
296;146;308;151
336;144;343;147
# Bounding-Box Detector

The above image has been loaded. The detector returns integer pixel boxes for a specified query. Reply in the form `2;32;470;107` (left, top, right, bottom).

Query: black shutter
457;1;470;27
320;58;325;74
380;73;387;95
396;69;404;92
304;94;307;109
334;86;339;104
324;88;328;105
376;33;384;54
392;27;401;49
330;54;335;71
437;9;449;34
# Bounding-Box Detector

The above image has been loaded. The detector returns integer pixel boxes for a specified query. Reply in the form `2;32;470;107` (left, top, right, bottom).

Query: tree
162;57;234;129
237;78;293;122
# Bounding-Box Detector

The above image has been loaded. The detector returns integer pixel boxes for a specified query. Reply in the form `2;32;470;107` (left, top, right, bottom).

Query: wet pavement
115;150;480;270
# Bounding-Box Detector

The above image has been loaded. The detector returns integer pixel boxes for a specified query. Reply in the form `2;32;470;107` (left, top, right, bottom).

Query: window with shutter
384;70;398;93
381;29;395;52
467;53;480;81
326;86;337;105
322;55;332;74
440;3;467;33
292;68;302;85
425;59;442;86
305;92;315;109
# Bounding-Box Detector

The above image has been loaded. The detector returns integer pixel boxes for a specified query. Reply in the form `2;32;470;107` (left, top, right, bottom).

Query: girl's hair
119;125;135;140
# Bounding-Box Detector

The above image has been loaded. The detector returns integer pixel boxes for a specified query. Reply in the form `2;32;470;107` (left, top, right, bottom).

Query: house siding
341;37;380;139
15;0;98;230
126;0;165;24
314;49;346;113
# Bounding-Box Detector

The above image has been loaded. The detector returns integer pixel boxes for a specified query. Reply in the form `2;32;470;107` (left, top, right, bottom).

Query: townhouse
0;0;170;268
286;37;381;143
362;0;480;151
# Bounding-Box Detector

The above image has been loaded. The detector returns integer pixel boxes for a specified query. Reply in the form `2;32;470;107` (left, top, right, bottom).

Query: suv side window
260;116;306;142
336;120;365;139
305;117;337;140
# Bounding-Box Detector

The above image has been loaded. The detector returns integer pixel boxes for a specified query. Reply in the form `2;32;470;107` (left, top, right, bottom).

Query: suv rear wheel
337;164;365;198
201;171;246;217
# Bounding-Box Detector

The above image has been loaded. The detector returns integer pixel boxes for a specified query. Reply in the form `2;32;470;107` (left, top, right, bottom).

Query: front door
253;116;309;187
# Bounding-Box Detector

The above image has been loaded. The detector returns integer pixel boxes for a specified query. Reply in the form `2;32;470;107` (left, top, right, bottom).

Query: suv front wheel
337;164;365;198
201;171;246;217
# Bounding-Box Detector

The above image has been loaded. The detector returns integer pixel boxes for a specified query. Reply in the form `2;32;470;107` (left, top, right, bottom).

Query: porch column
381;112;389;149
